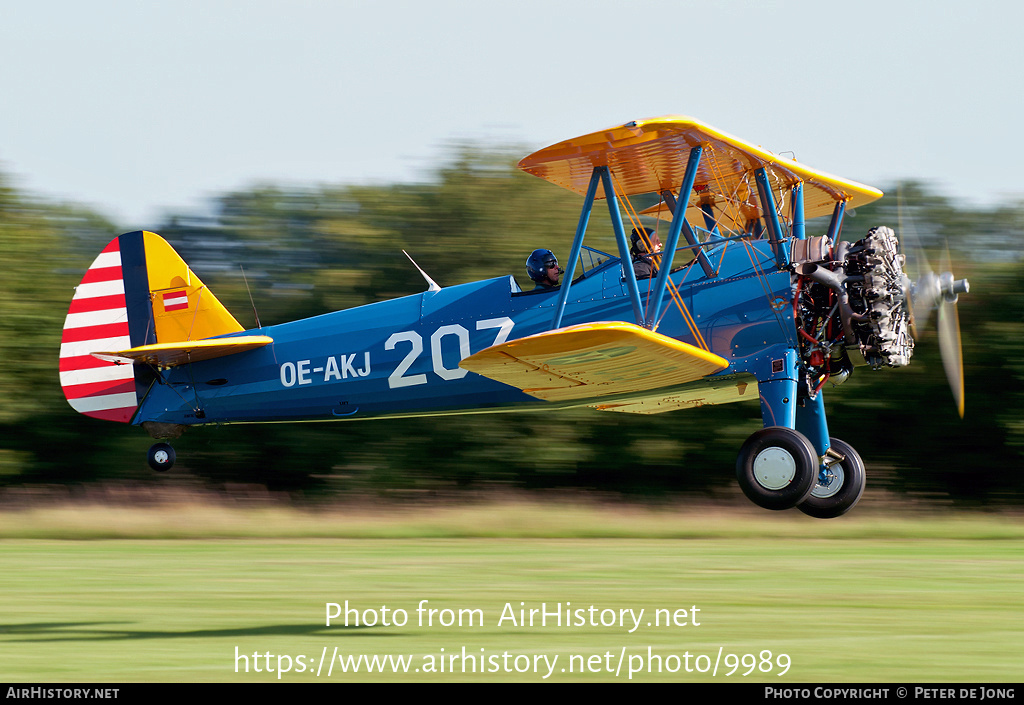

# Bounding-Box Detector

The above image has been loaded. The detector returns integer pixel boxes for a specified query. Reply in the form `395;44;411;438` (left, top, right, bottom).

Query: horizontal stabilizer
92;335;273;369
459;321;728;402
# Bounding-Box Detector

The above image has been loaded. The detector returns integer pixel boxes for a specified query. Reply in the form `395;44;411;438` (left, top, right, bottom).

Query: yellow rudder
142;231;244;343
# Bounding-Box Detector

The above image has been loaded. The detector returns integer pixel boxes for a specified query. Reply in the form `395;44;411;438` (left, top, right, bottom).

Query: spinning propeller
899;201;970;418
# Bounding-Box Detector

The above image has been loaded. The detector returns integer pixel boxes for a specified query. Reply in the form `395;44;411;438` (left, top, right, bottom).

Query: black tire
798;438;865;519
147;442;176;472
736;427;817;510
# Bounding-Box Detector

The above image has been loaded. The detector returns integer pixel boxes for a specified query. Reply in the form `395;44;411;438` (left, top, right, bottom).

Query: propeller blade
936;244;967;418
898;191;936;336
896;191;968;418
937;298;965;419
898;191;932;281
909;272;936;337
939;244;951;290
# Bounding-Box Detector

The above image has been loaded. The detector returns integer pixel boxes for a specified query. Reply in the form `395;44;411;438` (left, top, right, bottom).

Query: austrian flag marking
162;290;189;312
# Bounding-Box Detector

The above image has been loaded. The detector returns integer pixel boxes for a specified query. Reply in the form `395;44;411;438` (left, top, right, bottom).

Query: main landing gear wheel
736;427;817;510
798;438;866;519
147;442;176;472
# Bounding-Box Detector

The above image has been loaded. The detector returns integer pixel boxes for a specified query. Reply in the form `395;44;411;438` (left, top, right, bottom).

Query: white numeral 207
384;317;513;389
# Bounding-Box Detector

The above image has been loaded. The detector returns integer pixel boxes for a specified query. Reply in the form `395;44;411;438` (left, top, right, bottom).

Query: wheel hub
752;447;797;490
811;465;846;499
154;450;169;464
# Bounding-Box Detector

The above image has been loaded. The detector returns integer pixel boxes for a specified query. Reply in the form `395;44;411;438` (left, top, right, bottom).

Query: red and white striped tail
59;238;139;423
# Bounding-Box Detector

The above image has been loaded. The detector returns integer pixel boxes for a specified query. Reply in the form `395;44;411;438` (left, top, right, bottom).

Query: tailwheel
147;442;176;472
798;438;865;519
736;427;817;510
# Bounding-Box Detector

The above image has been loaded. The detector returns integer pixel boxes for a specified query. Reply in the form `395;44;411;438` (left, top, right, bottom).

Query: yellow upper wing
518;115;882;223
459;321;728;402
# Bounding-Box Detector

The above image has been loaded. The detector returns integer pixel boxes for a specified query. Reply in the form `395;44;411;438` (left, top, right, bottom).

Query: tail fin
59;231;243;423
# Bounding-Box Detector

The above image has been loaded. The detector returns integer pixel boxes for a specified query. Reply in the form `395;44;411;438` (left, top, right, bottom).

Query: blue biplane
59;116;968;517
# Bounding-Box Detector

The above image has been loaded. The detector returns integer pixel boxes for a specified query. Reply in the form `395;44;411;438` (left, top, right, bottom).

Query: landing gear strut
798;438;866;519
736;427;817;510
147;442;176;472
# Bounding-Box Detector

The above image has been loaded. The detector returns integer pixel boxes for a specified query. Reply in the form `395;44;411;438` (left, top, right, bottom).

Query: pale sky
2;0;1021;226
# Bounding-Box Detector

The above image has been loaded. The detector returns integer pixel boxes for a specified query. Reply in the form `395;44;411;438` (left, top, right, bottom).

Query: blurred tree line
1;147;1022;505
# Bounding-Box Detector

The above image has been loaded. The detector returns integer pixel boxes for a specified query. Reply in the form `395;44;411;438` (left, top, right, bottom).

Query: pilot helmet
526;249;560;283
631;227;659;255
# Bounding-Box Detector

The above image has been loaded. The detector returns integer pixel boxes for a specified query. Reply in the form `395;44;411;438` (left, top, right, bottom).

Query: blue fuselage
136;241;794;427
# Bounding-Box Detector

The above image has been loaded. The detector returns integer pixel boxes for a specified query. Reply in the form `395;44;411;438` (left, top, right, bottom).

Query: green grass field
1;501;1021;682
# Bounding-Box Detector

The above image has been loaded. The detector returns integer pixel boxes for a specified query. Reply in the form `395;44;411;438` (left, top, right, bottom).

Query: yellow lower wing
92;335;273;369
459;322;728;402
590;374;757;414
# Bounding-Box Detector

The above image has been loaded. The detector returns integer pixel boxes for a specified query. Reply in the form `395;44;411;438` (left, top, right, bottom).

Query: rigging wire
611;173;709;350
702;152;798;348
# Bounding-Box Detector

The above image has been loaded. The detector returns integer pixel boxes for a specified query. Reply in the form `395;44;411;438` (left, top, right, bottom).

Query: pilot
630;227;662;280
526;249;563;290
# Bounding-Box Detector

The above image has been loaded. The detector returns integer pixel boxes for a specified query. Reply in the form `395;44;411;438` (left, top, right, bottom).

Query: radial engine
791;226;919;395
